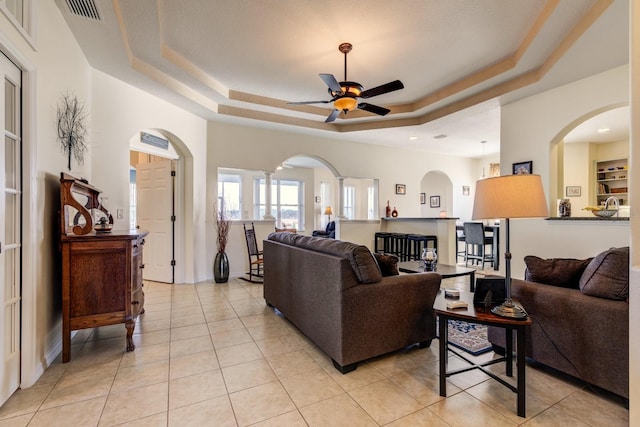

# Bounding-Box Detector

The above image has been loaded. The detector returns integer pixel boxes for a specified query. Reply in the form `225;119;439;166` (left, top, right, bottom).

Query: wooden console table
59;173;148;362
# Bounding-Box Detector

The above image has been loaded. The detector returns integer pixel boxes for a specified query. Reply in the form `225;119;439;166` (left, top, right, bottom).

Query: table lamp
472;174;549;318
324;206;333;222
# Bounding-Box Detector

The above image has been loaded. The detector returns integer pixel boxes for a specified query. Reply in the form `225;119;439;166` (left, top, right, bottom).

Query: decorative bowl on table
592;209;618;218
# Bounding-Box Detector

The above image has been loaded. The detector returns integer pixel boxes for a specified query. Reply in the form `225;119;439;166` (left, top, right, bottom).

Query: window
343;185;355;219
0;0;33;42
255;178;304;229
218;174;241;219
367;186;376;219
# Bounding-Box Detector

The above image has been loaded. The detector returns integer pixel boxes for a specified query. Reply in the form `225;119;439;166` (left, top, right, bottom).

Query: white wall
90;69;208;284
501;65;630;278
0;1;93;386
629;1;639;422
206;120;480;277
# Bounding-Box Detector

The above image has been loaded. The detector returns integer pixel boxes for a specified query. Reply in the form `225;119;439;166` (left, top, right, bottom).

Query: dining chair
463;222;494;269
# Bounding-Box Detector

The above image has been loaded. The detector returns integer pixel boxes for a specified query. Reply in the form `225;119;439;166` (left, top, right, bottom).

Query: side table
433;290;532;417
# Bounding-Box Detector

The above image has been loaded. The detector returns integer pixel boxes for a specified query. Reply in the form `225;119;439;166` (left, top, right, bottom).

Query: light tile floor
0;273;628;426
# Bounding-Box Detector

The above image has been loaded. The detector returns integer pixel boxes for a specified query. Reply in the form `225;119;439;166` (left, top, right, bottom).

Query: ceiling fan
288;42;404;123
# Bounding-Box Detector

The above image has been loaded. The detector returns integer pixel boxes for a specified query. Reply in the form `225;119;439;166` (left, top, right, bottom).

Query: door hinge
171;170;176;177
171;215;176;221
171;260;176;266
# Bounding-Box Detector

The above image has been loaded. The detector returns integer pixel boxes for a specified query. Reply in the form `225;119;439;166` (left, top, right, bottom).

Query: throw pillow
524;256;592;289
373;253;399;277
579;247;629;300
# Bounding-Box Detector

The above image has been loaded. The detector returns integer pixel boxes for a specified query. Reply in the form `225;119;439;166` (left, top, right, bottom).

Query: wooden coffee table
398;261;476;290
434;290;532;417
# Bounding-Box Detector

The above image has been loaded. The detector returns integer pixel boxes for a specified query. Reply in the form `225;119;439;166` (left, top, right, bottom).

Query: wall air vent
141;132;169;150
65;0;101;21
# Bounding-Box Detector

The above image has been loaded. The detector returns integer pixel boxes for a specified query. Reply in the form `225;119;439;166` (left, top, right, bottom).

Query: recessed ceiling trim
540;0;614;75
111;0;614;135
218;105;337;131
162;44;230;98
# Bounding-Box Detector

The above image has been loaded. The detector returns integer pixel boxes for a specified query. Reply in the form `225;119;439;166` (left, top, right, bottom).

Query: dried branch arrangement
57;93;88;171
215;202;231;253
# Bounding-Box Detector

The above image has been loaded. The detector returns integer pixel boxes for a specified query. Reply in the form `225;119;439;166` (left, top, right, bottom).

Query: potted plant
214;201;231;283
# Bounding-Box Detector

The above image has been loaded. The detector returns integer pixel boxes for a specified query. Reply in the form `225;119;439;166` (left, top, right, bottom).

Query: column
337;177;347;219
263;172;275;220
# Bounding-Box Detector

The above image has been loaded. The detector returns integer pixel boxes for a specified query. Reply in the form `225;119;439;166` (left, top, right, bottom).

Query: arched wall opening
420;170;453;217
548;103;629;217
129;129;194;284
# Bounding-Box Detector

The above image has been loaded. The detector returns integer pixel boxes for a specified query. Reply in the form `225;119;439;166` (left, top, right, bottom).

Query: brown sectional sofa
488;247;629;399
263;232;441;373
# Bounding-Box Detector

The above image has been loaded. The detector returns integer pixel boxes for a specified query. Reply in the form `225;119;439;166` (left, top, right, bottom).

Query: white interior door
136;159;174;283
0;53;21;405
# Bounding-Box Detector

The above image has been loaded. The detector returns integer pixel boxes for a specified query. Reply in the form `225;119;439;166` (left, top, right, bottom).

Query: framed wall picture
430;195;440;208
462;185;470;196
396;184;406;195
420;193;426;204
512;161;533;175
566;186;581;197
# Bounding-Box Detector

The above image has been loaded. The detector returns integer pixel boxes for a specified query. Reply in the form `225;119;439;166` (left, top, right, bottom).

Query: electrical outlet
117;208;124;219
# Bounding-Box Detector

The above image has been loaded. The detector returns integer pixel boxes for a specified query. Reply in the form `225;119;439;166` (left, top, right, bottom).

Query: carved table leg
125;319;136;352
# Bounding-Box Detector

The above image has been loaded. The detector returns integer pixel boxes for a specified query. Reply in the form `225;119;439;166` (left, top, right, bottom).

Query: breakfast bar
380;217;459;265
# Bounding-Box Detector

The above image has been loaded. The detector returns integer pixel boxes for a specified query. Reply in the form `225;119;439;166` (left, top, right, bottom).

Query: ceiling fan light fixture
334;96;358;112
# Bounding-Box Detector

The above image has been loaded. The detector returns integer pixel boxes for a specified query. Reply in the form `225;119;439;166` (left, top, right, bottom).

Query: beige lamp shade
472;174;549;220
324;206;333;216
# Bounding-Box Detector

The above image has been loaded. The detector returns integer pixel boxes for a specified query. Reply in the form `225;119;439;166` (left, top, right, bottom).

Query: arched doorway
129;129;190;283
420;171;453;217
550;104;629;217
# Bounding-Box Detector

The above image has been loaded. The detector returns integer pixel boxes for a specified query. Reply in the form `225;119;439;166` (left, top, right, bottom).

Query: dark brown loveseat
488;247;629;399
263;232;441;373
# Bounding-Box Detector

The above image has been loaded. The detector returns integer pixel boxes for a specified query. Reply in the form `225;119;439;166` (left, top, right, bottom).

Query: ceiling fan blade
319;73;343;94
325;109;340;123
287;100;331;105
359;80;404;98
358;103;390;116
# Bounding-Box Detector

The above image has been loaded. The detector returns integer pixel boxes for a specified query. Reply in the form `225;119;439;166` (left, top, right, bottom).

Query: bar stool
374;232;392;254
389;233;409;261
407;234;438;260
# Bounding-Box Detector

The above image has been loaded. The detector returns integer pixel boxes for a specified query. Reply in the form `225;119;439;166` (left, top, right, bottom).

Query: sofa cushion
373;253;399;276
523;256;592;289
579;247;629;300
267;233;382;284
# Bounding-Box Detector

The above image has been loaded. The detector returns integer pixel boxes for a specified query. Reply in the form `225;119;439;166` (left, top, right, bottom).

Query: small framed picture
566;186;581;197
314;196;321;203
513;161;533;175
420;193;426;204
462;185;470;196
430;195;440;208
395;184;406;195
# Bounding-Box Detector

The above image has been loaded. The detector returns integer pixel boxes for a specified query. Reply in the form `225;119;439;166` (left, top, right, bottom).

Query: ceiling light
597;127;610;133
334;96;358;112
409;136;418;141
276;165;283;170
